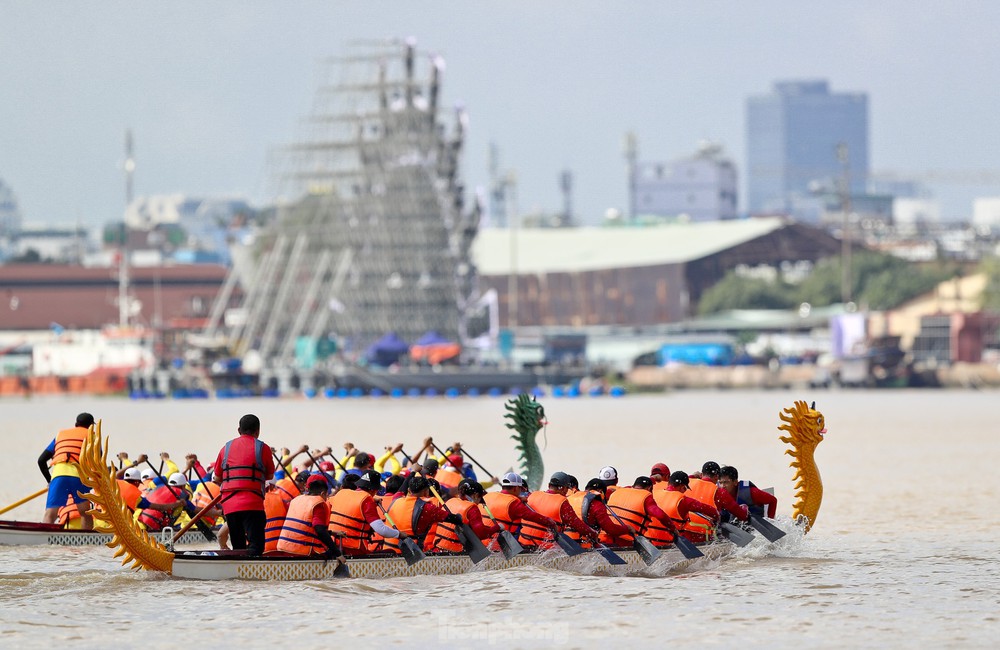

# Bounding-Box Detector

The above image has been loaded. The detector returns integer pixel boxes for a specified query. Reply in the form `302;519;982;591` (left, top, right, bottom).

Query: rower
518;471;598;549
263;470;325;553
329;469;403;555
649;463;670;490
38;412;96;529
566;477;630;548
429;479;500;553
136;472;191;532
598;466;620;496
117;467;144;511
655;471;720;543
718;465;777;519
482;472;557;550
604;475;679;548
692;461;748;523
433;454;465;497
382;476;460;554
275;474;341;558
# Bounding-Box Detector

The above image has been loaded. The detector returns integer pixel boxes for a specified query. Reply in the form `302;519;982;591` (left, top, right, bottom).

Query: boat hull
0;520;211;547
171;542;733;580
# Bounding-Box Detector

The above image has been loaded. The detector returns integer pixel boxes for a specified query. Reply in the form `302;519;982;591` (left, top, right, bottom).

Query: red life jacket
137;485;184;531
218;436;268;497
275;495;328;556
53;426;89;464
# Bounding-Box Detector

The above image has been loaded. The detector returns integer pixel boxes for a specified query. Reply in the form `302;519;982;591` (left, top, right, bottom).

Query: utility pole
119;129;135;327
837;142;852;305
559;169;573;227
623;131;638;221
506;170;519;330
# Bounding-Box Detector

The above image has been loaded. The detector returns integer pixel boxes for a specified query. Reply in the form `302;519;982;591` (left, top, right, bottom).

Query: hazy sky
2;1;999;228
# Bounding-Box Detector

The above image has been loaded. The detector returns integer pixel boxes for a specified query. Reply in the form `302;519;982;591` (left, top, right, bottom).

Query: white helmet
500;472;524;488
598;466;618;482
123;467;142;481
167;472;187;487
140;468;155;481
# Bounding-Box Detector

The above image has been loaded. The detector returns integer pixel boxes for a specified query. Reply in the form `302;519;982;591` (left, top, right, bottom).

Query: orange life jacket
53;426;89;464
191;482;222;524
654;488;713;541
602;487;649;545
218;436;268;497
275;495;329;556
434;468;463;492
329;489;378;553
273;477;301;508
687;478;718;509
430;498;476;553
57;494;82;527
137;484;184;531
117;480;142;511
565;491;599;547
263;491;288;553
382;495;427;554
518;491;564;547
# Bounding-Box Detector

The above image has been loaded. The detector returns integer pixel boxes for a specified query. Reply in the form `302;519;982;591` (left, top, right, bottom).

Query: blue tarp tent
365;332;410;367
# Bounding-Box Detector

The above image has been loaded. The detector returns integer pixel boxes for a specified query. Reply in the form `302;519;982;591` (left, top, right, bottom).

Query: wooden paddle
427;483;491;564
0;487;48;516
171;492;225;543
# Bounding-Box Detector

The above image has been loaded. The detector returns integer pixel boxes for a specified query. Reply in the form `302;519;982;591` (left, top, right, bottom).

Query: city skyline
2;2;999;229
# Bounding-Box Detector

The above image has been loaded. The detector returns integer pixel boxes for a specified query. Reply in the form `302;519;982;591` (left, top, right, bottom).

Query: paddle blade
748;514;786;542
672;534;705;560
596;545;627;566
719;522;755;547
459;523;491;565
554;532;585;557
195;519;217;543
333;560;351;578
632;535;661;565
400;538;426;566
497;531;524;560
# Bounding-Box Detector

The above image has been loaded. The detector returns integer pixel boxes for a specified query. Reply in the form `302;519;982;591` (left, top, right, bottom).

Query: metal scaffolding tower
208;39;482;365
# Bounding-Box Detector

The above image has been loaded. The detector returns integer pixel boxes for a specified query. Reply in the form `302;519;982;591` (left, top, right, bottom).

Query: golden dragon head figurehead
78;420;175;573
778;400;826;532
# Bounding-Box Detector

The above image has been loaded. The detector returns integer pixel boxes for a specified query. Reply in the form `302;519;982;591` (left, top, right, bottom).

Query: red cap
319;461;335;472
650;463;670;477
448;454;464;468
306;474;329;489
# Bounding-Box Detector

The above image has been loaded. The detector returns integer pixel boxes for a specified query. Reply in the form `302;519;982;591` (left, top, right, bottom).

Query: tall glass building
746;80;868;222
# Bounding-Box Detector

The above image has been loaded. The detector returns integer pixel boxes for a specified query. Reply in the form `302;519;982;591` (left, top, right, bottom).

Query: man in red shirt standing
213;414;276;557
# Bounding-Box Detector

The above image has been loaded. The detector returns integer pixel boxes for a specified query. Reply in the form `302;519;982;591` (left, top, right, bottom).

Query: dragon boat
77;399;826;581
0;520;213;547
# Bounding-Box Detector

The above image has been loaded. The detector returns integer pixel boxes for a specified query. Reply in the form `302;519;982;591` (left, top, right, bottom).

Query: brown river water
1;390;998;648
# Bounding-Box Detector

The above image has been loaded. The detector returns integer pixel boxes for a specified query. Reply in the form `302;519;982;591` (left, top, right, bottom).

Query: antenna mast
119;129;135;327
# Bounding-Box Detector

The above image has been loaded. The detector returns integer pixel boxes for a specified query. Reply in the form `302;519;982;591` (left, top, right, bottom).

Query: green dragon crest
504;393;546;491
